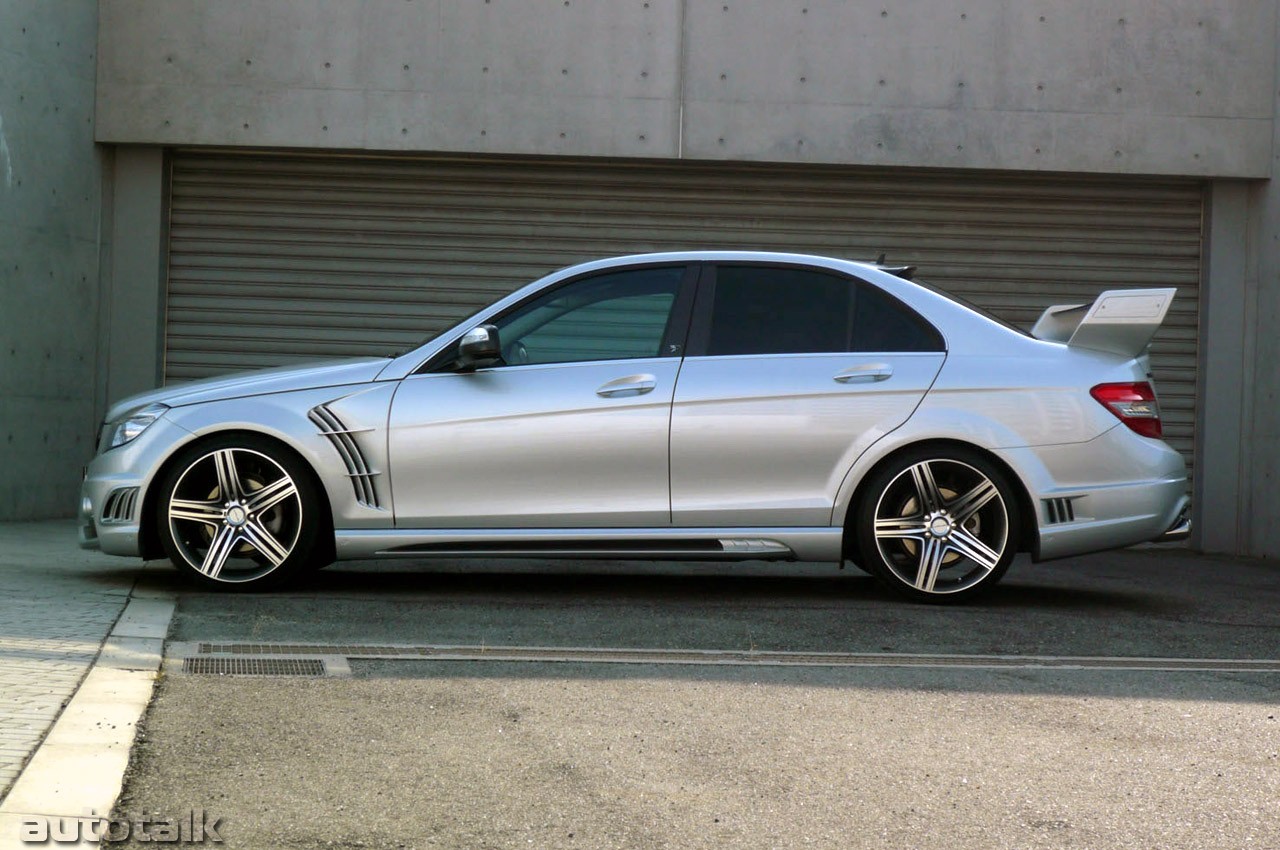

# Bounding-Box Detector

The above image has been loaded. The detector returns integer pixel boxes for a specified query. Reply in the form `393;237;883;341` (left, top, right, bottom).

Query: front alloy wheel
857;449;1019;602
157;436;323;589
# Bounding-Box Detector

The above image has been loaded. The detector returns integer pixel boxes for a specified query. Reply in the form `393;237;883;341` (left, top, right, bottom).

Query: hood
103;357;391;421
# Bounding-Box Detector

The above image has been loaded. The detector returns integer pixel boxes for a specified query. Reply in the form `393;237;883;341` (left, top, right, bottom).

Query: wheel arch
839;438;1038;562
138;428;336;564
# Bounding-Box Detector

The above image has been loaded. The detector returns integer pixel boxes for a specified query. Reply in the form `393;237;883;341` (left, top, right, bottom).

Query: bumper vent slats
309;404;381;509
101;487;140;524
1043;497;1076;525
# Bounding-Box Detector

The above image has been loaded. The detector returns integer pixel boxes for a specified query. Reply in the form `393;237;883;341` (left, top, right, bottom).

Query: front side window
492;266;685;366
699;265;943;356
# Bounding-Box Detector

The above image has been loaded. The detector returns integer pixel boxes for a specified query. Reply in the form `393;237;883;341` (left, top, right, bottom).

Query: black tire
155;434;328;591
855;446;1020;603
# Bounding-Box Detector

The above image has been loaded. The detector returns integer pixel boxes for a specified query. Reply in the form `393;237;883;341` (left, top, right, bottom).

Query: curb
0;590;176;849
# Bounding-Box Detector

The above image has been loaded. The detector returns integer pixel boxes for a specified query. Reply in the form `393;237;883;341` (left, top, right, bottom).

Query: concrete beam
95;0;1277;177
103;147;167;406
1193;182;1251;553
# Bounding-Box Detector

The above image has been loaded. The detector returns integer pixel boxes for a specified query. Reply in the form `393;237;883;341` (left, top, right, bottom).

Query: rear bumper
1033;486;1189;562
1156;507;1192;543
995;426;1190;563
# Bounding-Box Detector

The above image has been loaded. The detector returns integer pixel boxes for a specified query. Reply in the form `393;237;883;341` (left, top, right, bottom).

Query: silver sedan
80;252;1189;602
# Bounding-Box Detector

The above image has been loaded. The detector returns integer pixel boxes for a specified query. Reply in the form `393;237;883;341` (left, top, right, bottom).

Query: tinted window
707;267;852;356
493;267;684;365
852;279;944;352
702;265;942;356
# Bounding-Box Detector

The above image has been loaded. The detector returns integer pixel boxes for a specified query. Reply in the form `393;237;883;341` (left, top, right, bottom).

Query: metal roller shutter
165;151;1202;471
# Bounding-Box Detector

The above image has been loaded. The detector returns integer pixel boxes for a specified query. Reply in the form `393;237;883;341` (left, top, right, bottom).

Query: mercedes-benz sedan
80;252;1189;602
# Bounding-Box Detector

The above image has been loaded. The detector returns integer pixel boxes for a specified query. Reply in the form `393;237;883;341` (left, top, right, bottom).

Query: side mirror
456;324;502;370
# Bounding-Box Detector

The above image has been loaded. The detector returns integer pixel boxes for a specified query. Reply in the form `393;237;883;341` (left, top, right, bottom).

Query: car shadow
108;555;1280;704
306;560;1185;614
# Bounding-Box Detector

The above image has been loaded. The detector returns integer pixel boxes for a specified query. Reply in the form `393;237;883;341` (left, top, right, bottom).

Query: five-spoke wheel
157;436;324;589
856;448;1019;602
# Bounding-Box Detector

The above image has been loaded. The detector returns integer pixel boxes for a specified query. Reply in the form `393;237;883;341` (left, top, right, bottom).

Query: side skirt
333;527;844;563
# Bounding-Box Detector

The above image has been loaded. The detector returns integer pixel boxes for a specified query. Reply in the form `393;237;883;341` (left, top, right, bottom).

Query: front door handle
596;374;657;398
834;363;893;383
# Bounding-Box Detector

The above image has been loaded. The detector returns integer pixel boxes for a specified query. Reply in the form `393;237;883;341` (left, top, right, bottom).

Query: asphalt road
108;547;1280;849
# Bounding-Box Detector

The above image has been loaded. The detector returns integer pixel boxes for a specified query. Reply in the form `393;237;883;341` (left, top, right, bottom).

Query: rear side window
698;265;943;356
851;279;944;352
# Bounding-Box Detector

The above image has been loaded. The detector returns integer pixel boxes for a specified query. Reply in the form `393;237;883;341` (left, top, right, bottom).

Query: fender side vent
1043;497;1076;524
309;404;381;509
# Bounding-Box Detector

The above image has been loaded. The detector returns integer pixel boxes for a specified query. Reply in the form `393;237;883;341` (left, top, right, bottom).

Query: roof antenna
875;253;886;265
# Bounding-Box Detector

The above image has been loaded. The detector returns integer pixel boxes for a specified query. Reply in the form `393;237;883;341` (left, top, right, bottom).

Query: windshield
910;277;1033;338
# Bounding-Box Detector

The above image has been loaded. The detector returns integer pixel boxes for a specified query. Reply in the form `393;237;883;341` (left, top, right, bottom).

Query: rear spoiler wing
1030;288;1176;358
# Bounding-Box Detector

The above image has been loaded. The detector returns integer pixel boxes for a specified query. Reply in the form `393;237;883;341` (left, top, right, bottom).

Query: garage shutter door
165;151;1202;471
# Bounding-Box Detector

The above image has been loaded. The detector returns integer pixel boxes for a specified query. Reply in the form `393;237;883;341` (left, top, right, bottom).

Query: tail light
1090;382;1162;438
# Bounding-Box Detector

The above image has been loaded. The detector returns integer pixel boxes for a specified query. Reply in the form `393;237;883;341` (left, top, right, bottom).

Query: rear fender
830;408;1036;529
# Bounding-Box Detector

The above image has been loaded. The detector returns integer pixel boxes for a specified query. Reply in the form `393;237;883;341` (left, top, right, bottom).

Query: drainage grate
188;643;1280;673
200;643;429;656
182;657;326;677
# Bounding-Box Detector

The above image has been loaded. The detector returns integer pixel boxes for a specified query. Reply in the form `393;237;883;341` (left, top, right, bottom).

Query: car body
79;252;1190;601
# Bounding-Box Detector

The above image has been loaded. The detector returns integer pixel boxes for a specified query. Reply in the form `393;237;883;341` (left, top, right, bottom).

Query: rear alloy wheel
157;436;324;590
856;448;1019;603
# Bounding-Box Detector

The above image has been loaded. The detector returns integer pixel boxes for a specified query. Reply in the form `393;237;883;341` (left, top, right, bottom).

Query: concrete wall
95;0;1274;177
0;1;104;520
82;0;1280;558
1242;44;1280;558
1192;8;1280;559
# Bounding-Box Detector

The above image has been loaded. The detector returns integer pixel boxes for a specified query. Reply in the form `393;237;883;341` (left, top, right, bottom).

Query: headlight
108;403;169;449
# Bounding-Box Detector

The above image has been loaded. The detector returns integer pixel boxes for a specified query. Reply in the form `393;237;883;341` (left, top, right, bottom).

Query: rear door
669;263;946;527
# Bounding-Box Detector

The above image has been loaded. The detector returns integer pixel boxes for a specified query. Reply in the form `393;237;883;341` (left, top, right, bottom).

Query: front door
388;264;695;528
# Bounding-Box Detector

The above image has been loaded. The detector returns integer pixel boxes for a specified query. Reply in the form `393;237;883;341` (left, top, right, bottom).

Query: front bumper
78;417;194;557
79;474;143;556
78;487;100;550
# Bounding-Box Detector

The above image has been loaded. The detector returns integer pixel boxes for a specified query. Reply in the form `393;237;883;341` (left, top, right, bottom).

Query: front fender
164;382;397;530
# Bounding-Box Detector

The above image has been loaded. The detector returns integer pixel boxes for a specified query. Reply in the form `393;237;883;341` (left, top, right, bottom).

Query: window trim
684;261;945;358
417;262;700;374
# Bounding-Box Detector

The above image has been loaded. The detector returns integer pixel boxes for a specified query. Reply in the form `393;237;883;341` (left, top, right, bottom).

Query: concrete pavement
117;545;1280;849
0;522;137;796
1;522;1279;848
0;522;174;848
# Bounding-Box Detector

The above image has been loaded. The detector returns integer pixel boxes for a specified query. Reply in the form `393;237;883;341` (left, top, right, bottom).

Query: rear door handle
596;374;657;397
834;363;893;383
